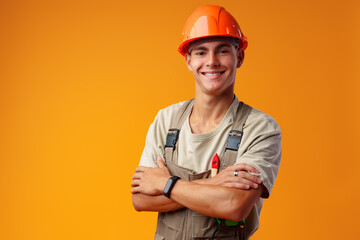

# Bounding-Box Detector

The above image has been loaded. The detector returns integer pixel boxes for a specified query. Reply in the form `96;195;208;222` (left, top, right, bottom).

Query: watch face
164;179;173;192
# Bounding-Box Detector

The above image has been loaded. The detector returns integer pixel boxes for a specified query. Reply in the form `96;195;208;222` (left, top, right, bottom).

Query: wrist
163;176;181;198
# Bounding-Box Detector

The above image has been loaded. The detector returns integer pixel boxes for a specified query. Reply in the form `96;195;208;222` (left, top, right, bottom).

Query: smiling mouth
202;71;226;76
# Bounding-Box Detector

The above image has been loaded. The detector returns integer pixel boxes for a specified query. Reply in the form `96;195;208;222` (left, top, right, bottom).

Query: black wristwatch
163;176;181;198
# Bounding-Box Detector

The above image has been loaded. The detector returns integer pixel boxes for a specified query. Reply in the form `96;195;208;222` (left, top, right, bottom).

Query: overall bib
155;99;254;240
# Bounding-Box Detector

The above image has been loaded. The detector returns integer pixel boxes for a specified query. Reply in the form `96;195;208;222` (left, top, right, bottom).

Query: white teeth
204;72;221;76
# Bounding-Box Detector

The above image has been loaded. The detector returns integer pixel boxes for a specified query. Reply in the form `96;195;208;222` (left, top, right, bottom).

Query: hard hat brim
178;34;248;56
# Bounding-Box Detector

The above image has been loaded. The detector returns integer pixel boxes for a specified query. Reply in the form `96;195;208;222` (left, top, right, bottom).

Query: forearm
170;180;263;221
193;178;213;184
132;193;184;212
132;177;234;213
132;162;262;217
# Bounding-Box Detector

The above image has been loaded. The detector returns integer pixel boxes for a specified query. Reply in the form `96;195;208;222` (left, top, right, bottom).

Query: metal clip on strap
225;130;243;151
165;129;180;150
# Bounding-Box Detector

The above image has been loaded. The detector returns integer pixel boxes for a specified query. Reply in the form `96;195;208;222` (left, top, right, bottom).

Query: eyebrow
192;46;208;51
192;43;232;51
215;43;232;49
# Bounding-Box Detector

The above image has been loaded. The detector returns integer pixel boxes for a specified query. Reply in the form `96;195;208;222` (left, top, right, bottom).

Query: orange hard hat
178;5;248;56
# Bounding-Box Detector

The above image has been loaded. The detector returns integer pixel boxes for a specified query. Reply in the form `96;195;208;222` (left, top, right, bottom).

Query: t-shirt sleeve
138;102;184;168
236;110;282;199
138;117;164;168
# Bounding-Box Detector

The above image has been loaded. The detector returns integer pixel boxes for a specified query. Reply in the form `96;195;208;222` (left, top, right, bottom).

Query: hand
131;156;171;196
209;163;262;190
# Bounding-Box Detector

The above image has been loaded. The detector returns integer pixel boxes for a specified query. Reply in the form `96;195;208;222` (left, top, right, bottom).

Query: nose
206;51;220;68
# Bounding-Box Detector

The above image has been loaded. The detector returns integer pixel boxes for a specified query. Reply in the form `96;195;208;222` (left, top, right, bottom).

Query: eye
194;51;204;56
219;49;229;54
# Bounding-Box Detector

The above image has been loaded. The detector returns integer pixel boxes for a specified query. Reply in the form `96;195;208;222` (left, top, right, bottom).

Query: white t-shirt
139;96;282;198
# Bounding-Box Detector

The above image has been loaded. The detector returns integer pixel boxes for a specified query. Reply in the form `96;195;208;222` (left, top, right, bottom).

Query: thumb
156;156;165;168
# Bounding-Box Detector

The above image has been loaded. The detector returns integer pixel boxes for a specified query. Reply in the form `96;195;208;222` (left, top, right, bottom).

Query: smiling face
185;40;244;97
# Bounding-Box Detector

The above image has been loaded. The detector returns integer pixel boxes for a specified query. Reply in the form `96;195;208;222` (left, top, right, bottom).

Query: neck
190;91;235;134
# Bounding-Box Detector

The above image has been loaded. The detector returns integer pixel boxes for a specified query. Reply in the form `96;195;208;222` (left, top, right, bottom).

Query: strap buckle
165;129;180;150
225;130;243;151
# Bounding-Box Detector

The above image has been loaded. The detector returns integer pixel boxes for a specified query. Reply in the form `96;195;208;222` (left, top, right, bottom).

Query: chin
201;87;226;96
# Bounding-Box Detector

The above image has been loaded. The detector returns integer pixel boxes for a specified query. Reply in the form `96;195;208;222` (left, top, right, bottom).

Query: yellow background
1;0;359;239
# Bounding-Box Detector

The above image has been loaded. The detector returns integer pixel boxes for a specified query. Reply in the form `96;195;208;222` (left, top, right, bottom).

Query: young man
131;5;282;240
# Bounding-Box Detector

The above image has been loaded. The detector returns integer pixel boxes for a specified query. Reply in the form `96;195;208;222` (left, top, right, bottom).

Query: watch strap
163;176;181;198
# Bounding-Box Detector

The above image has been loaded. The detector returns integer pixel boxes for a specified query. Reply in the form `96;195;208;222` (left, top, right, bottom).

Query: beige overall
155;99;254;240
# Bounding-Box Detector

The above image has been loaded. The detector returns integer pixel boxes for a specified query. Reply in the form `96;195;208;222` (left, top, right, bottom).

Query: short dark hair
188;37;240;55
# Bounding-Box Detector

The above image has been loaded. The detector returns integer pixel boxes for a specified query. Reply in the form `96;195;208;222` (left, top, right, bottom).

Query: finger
223;171;260;188
232;163;258;173
223;182;250;190
135;166;146;173
157;156;166;168
237;171;262;184
131;179;140;187
231;182;252;190
131;186;140;194
132;172;142;180
232;177;259;189
233;163;260;173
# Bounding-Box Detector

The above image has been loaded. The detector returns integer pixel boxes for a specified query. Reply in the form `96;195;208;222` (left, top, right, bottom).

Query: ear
236;48;244;68
185;53;193;71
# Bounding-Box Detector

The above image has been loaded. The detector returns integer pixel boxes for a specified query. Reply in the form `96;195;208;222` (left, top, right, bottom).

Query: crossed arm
131;157;264;221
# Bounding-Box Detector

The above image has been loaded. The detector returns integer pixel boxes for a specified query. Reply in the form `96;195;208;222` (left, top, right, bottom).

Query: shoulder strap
219;102;253;171
164;99;194;164
164;100;252;168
